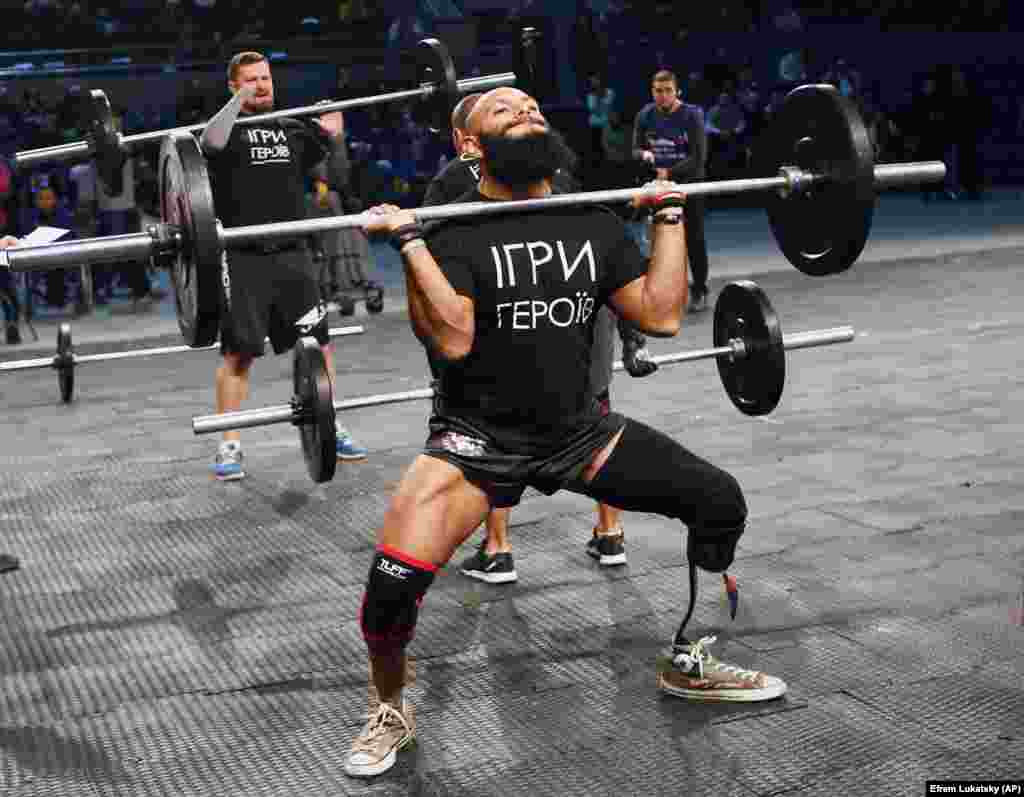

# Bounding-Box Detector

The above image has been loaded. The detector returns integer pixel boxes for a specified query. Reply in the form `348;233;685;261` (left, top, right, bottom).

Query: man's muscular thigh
380;455;491;564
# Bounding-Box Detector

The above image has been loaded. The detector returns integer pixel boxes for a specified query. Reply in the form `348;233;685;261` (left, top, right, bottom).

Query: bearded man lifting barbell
344;87;786;779
424;92;661;583
202;51;367;480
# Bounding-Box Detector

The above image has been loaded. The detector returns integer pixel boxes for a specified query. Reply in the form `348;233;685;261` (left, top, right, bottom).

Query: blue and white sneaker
337;426;368;461
213;440;245;481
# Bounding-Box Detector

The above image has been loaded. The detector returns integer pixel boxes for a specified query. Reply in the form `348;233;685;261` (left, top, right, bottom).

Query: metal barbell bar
0;325;365;373
14;64;515;168
190;325;856;436
0;323;365;404
0;161;946;276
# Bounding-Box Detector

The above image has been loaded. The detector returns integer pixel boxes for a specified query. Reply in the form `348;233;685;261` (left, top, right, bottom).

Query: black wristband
651;212;683;225
389;222;424;252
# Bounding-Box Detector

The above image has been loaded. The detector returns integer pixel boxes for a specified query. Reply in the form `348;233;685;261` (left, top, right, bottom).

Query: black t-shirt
422;155;482;207
422;155;577;207
206;116;330;228
425;188;647;452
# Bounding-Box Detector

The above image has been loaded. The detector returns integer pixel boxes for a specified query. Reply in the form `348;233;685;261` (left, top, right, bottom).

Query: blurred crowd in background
0;0;1017;325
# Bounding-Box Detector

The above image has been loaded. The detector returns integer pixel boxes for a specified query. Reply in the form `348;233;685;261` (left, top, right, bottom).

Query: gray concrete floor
0;189;1021;796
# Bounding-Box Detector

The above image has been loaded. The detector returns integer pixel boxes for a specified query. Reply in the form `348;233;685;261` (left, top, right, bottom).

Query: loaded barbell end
776;165;814;199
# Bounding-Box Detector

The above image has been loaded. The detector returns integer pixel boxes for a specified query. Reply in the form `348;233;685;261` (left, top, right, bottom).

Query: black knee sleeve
360;546;437;656
583;419;747;572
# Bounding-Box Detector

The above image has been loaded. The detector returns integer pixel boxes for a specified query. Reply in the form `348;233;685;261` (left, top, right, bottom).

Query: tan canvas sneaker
657;635;787;702
344;699;416;778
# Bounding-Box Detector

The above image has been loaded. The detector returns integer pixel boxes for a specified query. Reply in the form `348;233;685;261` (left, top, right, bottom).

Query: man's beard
478;125;576;189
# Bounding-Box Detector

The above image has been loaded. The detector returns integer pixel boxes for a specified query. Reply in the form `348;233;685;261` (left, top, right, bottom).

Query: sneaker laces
353;702;410;752
672;635;759;681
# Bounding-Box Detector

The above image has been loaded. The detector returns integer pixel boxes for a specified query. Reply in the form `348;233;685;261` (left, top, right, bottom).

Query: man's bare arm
400;243;475;359
362;206;474;359
609;188;688;336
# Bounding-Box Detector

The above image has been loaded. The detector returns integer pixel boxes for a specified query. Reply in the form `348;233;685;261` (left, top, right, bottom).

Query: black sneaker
5;323;20;345
459;544;517;584
0;553;21;573
586;528;627;566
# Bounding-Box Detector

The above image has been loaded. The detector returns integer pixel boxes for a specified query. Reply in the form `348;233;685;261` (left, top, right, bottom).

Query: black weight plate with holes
82;89;125;196
713;281;785;416
160;132;221;348
757;84;875;276
55;322;74;403
413;38;459;133
292;337;337;483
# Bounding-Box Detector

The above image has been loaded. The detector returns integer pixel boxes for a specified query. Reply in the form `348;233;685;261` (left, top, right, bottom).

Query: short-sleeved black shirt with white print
205;116;330;228
425;188;647;452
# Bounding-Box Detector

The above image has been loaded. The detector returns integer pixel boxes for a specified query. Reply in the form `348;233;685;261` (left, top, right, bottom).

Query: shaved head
466;87;539;136
451;93;483;133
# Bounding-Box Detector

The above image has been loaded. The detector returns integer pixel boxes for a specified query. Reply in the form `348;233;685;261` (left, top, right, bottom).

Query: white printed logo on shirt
489;238;598;331
246;128;291;165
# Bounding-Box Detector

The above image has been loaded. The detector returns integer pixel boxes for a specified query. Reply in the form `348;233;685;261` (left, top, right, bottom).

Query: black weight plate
160;133;221;348
713;281;785;416
756;84;875;276
293;337;337;483
413;38;459;134
82;90;125;196
56;322;74;403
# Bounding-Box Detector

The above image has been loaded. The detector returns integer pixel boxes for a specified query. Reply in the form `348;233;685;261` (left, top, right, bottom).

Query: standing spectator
307;171;345;299
632;69;711;312
322;116;376;292
584;73;615;187
705;91;747;179
22;178;75;311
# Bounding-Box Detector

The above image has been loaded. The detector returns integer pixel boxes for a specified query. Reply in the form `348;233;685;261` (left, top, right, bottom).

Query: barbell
13;37;515;186
189;280;855;484
0;85;944;348
0;322;365;404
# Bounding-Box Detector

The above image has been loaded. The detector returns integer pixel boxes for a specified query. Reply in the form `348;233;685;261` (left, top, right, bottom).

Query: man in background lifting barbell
202;51;368;481
424;92;661;583
345;86;786;779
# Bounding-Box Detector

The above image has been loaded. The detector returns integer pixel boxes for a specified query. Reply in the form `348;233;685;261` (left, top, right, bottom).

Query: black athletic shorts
424;404;624;508
219;241;329;356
